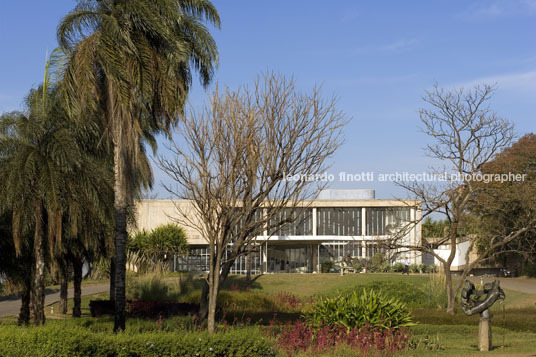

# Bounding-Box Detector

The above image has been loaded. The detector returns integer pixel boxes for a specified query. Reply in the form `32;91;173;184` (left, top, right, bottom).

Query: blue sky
1;1;535;198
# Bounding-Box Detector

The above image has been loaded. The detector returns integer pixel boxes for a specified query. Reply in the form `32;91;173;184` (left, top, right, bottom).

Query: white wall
433;240;471;270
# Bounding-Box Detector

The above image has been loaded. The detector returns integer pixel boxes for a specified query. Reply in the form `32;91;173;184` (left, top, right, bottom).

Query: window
231;209;264;238
269;208;313;236
366;207;410;235
365;243;385;257
316;208;361;236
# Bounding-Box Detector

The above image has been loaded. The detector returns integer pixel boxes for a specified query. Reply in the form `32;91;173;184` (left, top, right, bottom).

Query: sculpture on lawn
460;279;505;352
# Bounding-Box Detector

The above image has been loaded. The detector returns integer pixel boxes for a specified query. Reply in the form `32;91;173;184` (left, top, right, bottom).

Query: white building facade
135;190;422;274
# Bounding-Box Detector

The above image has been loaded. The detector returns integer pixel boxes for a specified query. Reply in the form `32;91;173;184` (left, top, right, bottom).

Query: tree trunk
72;256;83;317
59;260;69;314
444;222;458;315
245;247;252;283
110;257;116;301
18;274;32;325
199;258;234;323
207;250;222;333
444;264;456;314
199;282;209;322
113;136;129;332
31;202;46;325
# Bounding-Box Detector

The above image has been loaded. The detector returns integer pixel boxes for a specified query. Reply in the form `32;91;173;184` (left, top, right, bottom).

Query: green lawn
3;273;536;355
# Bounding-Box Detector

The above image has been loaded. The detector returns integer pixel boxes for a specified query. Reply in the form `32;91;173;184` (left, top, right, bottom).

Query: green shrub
393;262;405;272
359;258;371;271
321;259;334;273
341;254;362;272
129;224;188;268
371;252;385;267
424;264;437;273
380;261;392;272
409;264;420;273
0;321;275;357
522;261;536;277
148;224;188;256
352;259;363;272
308;288;415;332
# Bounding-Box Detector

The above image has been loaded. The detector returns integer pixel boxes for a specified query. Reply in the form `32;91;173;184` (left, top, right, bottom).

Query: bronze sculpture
460;280;505;351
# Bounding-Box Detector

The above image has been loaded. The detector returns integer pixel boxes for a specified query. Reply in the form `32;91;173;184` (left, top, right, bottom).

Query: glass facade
317;208;361;235
171;246;261;275
366;207;410;235
269;208;313;236
169;206;414;274
365;243;385;257
267;245;313;273
319;241;362;262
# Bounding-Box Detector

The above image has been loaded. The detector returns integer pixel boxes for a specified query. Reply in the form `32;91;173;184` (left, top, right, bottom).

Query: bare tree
386;84;516;314
158;72;346;332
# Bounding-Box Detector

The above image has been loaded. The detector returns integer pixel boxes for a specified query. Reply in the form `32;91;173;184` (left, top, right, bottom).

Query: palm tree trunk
113;136;128;332
109;257;116;301
31;202;46;325
72;256;83;317
59;258;69;314
59;270;68;315
18;274;32;325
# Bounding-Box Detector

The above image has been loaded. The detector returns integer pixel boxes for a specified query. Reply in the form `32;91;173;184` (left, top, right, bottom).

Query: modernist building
135;189;422;274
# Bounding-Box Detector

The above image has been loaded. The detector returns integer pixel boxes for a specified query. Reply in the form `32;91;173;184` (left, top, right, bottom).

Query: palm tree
55;117;115;317
0;86;82;325
57;0;220;331
0;213;33;324
0;50;116;324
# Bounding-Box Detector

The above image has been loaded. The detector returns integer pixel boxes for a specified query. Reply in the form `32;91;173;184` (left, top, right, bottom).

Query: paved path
0;283;109;318
461;276;536;295
1;277;534;318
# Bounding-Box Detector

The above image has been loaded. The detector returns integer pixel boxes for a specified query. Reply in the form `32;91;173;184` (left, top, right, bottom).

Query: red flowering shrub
266;318;411;355
273;291;302;309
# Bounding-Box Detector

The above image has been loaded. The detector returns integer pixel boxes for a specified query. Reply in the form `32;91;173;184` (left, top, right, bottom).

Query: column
361;207;367;236
312;207;317;236
262;242;268;273
311;244;317;273
317;244;321;273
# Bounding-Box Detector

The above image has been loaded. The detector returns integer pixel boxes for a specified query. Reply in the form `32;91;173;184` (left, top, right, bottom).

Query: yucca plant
308;288;415;332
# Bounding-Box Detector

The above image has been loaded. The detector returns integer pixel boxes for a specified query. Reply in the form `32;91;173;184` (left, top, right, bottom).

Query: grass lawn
2;273;536;355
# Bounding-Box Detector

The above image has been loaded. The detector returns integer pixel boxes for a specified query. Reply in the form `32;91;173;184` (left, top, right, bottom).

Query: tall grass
420;271;448;309
127;276;180;302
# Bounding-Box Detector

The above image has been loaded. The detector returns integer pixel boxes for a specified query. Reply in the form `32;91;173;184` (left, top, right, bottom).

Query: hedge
90;300;200;318
0;322;275;357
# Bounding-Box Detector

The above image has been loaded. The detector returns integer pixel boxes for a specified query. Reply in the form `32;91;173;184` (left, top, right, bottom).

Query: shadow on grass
413;307;536;333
